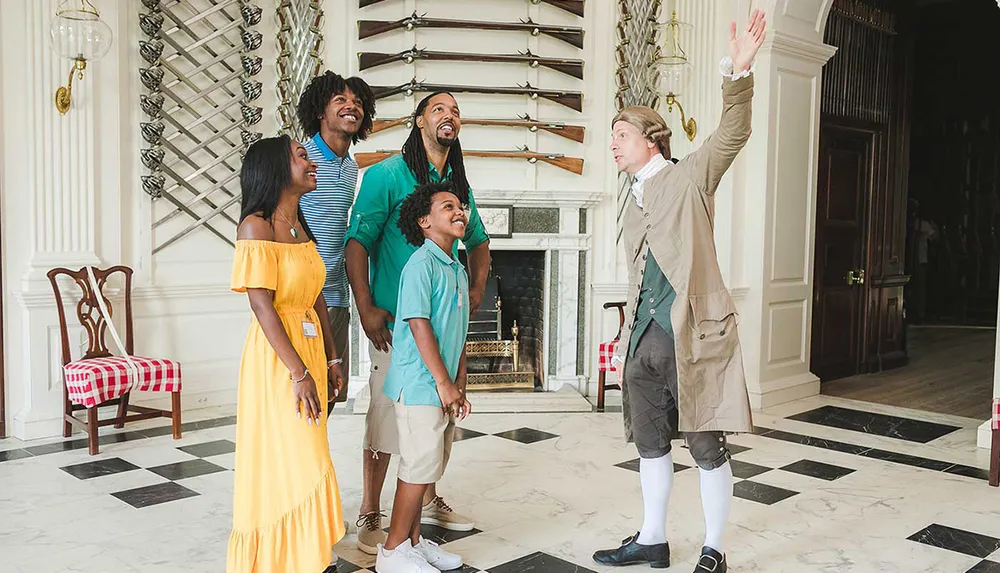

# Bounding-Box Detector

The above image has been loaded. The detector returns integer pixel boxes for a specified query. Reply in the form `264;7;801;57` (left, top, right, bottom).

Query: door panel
811;124;874;381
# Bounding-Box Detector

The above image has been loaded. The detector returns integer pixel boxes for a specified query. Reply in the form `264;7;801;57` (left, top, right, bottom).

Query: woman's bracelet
328;358;343;367
290;368;309;383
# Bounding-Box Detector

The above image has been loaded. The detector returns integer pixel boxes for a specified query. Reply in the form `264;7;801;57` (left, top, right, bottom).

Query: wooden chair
48;265;182;455
990;397;999;487
596;301;626;412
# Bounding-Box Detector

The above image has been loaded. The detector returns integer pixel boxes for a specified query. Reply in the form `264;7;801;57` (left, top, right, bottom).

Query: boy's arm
409;319;451;385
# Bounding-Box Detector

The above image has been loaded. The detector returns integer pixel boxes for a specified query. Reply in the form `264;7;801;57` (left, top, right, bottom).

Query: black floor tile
147;459;227;481
493;427;558;444
967;561;1000;573
453;427;488;442
25;440;86;456
60;457;140;480
489;551;597;573
788;405;960;443
0;449;32;463
733;480;798;505
178;440;236;458
112;481;200;508
730;459;772;479
944;464;991;481
418;523;482;545
613;458;690;473
780;459;856;481
728;443;752;456
322;558;363;573
758;429;872;455
181;416;238;431
908;524;1000;558
859;449;955;471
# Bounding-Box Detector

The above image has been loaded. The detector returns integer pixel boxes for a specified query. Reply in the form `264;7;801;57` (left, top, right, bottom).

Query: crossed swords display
276;0;325;136
138;0;264;254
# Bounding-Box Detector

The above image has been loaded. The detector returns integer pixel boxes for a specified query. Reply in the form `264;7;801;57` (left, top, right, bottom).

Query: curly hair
397;181;461;247
401;92;471;204
296;71;376;142
611;106;672;160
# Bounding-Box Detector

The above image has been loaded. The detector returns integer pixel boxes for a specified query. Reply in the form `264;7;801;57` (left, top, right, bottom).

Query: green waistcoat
628;251;677;357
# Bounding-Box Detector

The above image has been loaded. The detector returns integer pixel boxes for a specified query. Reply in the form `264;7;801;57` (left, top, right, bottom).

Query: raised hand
729;8;767;74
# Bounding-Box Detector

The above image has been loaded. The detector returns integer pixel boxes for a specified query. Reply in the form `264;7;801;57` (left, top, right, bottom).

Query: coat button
720;329;726;336
650;309;656;315
642;254;647;260
646;224;651;230
643;213;649;219
699;333;706;340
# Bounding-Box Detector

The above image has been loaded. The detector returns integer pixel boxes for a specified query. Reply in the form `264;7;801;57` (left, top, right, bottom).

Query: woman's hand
292;372;323;425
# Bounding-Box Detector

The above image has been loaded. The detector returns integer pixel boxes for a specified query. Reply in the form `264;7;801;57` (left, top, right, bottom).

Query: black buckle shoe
593;532;670;568
693;546;726;572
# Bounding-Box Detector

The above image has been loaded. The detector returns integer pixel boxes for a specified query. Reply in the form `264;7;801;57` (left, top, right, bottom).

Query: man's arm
462;190;491;314
345;164;394;351
679;10;765;196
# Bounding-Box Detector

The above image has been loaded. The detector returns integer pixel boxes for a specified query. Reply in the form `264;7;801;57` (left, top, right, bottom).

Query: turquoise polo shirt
344;153;489;327
384;239;470;406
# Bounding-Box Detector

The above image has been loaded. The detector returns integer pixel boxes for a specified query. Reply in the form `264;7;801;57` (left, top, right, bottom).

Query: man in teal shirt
345;92;490;550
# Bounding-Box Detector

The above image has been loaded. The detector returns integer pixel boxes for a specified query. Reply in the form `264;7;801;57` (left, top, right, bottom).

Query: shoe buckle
699;554;720;572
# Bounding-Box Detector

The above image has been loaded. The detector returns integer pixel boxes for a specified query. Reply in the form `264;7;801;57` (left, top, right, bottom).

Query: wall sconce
49;0;113;114
654;10;697;141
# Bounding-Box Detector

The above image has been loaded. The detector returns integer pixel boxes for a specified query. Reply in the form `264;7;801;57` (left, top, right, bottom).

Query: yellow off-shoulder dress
227;240;346;573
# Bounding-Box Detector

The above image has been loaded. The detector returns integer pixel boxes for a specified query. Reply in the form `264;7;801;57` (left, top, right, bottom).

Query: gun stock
358;51;405;71
545;91;583;112
370;117;411;134
358;19;404;40
543;30;585;48
358;0;385;7
543;61;584;80
543;0;585;17
539;155;584;175
541;124;585;143
355;151;397;169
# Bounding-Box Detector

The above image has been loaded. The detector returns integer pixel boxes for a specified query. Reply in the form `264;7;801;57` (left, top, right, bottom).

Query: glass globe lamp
49;0;114;114
655;10;697;141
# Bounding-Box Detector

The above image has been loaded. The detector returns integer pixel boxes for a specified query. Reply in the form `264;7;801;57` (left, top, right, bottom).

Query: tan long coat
619;74;755;440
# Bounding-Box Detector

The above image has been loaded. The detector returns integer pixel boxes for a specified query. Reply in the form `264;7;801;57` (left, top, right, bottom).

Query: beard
436;134;457;147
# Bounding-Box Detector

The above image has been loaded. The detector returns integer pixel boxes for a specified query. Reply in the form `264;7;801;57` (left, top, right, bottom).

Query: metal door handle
846;269;865;286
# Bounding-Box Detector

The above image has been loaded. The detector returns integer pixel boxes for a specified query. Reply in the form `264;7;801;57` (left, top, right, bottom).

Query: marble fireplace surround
347;188;606;407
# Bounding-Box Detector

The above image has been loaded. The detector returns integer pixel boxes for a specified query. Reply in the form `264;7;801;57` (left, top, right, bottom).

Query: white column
733;31;836;409
550;208;583;392
2;0;118;438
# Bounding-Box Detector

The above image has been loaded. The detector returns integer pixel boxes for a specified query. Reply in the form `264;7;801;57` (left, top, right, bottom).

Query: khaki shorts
394;400;456;484
363;342;399;454
327;307;350;405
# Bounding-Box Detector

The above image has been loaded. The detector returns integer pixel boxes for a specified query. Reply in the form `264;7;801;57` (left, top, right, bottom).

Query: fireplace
459;250;546;390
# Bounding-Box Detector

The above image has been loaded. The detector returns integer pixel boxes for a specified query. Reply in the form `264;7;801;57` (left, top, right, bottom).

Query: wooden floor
822;326;997;419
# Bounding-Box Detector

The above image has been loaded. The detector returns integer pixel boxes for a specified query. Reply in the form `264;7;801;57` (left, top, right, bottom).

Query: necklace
275;209;300;239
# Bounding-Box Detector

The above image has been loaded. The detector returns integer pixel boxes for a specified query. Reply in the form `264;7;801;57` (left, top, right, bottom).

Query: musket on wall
359;0;585;18
371;114;586;143
371;78;583;112
356;147;584;174
358;12;585;48
359;47;584;80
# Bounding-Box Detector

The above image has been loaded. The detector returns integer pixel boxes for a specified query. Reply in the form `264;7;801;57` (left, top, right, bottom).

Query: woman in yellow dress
228;134;347;572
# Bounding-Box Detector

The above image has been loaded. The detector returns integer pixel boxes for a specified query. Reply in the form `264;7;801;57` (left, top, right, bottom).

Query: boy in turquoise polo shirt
375;181;471;573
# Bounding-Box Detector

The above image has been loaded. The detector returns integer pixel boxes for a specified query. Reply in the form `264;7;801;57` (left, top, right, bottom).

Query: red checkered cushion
599;339;620;374
63;356;182;408
992;397;999;431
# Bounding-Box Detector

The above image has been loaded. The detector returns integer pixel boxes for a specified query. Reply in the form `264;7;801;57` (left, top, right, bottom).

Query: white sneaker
415;536;463;571
375;539;441;573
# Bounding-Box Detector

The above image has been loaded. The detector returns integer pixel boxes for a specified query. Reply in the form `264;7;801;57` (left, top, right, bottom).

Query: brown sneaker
356;510;387;555
420;496;474;532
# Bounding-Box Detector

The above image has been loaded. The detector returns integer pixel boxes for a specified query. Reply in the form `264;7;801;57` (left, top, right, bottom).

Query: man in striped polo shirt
297;72;376;412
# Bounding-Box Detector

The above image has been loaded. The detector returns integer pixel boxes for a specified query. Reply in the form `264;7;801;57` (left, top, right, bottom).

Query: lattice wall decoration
614;0;664;243
138;0;264;253
276;0;325;137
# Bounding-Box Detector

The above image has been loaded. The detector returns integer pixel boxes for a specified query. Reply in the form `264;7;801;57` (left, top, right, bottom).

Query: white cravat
630;153;671;208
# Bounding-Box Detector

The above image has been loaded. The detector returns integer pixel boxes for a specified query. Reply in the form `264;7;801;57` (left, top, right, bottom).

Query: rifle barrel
372;81;583;112
357;15;584;48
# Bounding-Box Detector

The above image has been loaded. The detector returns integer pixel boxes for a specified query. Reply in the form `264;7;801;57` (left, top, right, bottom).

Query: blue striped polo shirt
299;133;357;308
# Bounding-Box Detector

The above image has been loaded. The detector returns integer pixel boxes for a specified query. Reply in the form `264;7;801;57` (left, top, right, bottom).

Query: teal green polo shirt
344;154;489;327
384;239;470;406
629;252;677;356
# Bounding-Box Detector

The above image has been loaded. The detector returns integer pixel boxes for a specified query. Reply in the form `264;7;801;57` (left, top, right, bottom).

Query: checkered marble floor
1;395;998;573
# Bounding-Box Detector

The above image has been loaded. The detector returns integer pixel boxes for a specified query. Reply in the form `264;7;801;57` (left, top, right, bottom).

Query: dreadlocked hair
401;92;471;205
397;181;461;247
296;71;376;142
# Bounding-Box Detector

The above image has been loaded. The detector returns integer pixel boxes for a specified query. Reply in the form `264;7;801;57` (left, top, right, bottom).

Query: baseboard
749;371;821;410
978;420;993;450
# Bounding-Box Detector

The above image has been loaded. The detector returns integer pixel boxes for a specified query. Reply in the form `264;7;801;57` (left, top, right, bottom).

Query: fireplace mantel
474;188;606;208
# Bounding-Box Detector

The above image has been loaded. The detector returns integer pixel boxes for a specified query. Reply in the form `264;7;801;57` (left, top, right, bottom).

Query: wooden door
811;124;875;381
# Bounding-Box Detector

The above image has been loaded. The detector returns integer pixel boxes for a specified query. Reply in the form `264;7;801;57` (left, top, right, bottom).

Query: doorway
813;0;1000;419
